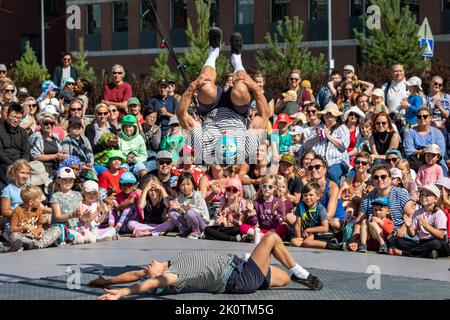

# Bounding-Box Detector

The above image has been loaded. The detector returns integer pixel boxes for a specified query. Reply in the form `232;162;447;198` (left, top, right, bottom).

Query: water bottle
254;227;261;245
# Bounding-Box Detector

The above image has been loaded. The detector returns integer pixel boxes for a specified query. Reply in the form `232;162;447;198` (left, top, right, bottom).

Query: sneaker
187;232;201;240
429;249;439;259
377;244;389;254
325;241;342;250
235;234;242;242
357;243;368;253
23;242;34;251
291;274;323;291
230;32;243;54
241;234;251;243
208;27;222;49
176;231;189;238
6;240;24;253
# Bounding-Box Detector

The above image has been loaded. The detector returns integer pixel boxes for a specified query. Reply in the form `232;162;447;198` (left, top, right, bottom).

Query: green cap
105;150;126;164
280;153;295;166
121;114;137;125
127;97;141;106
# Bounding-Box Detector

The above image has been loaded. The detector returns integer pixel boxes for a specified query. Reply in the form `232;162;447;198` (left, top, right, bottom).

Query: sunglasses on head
307;164;323;171
158;160;172;165
354;160;368;166
386;157;399;163
417;114;429;120
225;187;239;193
262;184;274;190
373;174;388;181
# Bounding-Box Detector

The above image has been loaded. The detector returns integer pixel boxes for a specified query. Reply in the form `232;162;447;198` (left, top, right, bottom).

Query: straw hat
318;103;343;117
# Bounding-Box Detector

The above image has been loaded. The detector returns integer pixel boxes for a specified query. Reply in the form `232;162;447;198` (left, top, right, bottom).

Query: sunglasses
43;121;55;127
0;71;6;74
375;121;387;126
307;164;323;171
71;108;82;112
97;112;108;116
158;160;172;165
373;174;388;181
262;184;275;190
225;187;239;193
306;110;317;114
29;103;37;107
433;82;443;87
290;78;300;81
417;114;429;120
113;72;123;75
3;89;14;93
62;58;72;61
354;160;368;166
109;109;118;113
386;157;399;163
348;113;359;118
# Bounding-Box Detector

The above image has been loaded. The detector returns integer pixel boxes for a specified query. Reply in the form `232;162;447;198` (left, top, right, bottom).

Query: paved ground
0;236;449;300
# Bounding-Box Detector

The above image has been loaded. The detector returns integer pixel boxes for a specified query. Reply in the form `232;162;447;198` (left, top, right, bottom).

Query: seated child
366;197;394;254
108;172;144;234
98;150;127;194
416;144;443;187
9;186;60;250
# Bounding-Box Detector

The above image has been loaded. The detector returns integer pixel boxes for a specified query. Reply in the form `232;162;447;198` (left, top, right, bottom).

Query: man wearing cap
53;51;79;88
61;117;94;165
102;64;133;114
16;87;29;104
140;150;176;194
0;64;7;80
0;103;30;189
275;69;312;115
127;97;144;126
147;79;178;138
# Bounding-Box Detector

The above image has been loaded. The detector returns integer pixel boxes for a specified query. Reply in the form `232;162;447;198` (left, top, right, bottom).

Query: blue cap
371;197;389;207
119;171;137;185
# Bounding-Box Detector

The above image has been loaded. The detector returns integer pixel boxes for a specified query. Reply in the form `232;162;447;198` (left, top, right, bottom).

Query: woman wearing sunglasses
404;107;447;173
426;75;450;130
368;111;400;163
61;99;87;132
204;178;248;242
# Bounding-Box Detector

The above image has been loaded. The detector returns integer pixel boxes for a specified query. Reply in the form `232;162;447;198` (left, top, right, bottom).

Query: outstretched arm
176;76;207;132
89;270;145;288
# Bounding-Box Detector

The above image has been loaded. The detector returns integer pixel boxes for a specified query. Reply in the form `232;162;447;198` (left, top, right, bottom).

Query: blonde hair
21;185;43;203
7;159;31;182
275;175;288;198
396;159;412;182
256;174;277;200
144;176;165;202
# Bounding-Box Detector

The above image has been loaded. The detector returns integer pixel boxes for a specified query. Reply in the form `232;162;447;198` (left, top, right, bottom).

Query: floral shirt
50;190;83;229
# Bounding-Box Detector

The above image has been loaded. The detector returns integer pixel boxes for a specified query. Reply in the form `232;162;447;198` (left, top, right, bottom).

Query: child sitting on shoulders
9;186;61;250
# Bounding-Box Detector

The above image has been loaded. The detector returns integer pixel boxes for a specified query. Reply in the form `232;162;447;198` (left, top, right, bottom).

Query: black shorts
225;255;271;294
198;86;250;117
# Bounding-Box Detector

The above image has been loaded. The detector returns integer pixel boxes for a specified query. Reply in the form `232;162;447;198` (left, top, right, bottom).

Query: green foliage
150;50;178;81
256;16;327;85
72;37;96;82
354;0;426;74
12;41;49;84
179;0;231;82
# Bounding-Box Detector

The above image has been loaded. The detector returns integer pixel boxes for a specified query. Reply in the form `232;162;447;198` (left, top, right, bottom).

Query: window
350;0;366;17
210;0;220;26
310;0;327;21
87;5;101;34
141;0;157;30
235;0;254;25
171;0;187;29
271;0;290;22
445;0;450;9
20;35;40;59
44;0;58;16
401;0;419;22
113;2;128;33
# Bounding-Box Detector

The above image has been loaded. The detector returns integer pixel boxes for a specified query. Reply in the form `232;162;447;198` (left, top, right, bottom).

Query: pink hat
225;177;243;197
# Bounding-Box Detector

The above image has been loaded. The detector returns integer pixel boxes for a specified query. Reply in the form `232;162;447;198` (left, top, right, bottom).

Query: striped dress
166;250;235;293
190;107;260;165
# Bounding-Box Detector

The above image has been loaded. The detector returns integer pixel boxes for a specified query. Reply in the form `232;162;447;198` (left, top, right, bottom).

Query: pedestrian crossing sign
420;38;434;57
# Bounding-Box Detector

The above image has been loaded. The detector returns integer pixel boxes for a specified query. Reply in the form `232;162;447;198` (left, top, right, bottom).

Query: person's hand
434;96;441;108
184;203;192;211
419;217;430;228
395;225;407;237
55;153;67;161
272;202;279;215
106;136;119;147
170;200;181;211
70;209;81;219
371;216;381;224
246;199;254;212
215;215;224;225
412;193;419;203
35;230;43;240
297;167;307;178
238;73;259;93
323;126;332;139
400;99;410;109
302;230;311;238
232;219;241;226
414;149;424;159
151;125;161;135
98;289;122;300
210;181;221;194
403;214;412;228
89;272;109;288
362;184;374;196
341;187;352;201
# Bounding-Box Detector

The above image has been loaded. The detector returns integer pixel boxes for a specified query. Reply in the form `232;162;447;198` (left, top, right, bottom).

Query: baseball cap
289;126;303;136
280;153;295;166
156;150;173;161
419;184;441;198
389;168;402;180
68;117;84;128
158;79;168;86
127;97;141;106
58;167;76;179
386;149;402;159
343;65;355;73
119;171;137;185
0;64;6;72
17;87;29;96
83;180;99;193
371;88;385;98
423;144;441;155
371;196;389;207
168;116;179;126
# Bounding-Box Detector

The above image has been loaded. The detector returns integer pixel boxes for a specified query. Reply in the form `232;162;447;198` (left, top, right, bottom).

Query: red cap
273;113;293;129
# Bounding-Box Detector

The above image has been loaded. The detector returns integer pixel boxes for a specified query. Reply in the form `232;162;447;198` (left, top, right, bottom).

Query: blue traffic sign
420;38;434;57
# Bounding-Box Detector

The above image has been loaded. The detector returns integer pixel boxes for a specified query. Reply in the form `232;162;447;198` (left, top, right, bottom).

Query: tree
354;0;426;74
72;37;96;82
179;0;231;82
12;41;49;84
256;16;327;88
149;50;178;81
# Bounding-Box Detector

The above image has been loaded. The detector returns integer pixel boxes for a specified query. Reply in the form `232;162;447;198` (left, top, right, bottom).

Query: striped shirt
166;250;235;293
190;107;260;165
304;123;350;166
360;186;413;231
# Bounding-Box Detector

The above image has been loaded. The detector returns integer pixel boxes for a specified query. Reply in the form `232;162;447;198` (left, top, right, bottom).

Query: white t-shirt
381;79;410;114
61;67;71;87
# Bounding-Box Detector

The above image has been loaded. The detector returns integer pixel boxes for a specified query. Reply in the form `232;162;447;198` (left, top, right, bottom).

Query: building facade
0;0;67;74
66;0;450;79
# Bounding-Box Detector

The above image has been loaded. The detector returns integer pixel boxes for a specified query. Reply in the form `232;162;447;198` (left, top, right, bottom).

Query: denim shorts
225;255;271;294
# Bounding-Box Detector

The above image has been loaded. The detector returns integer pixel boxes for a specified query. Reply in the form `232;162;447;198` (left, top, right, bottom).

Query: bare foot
134;230;151;238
